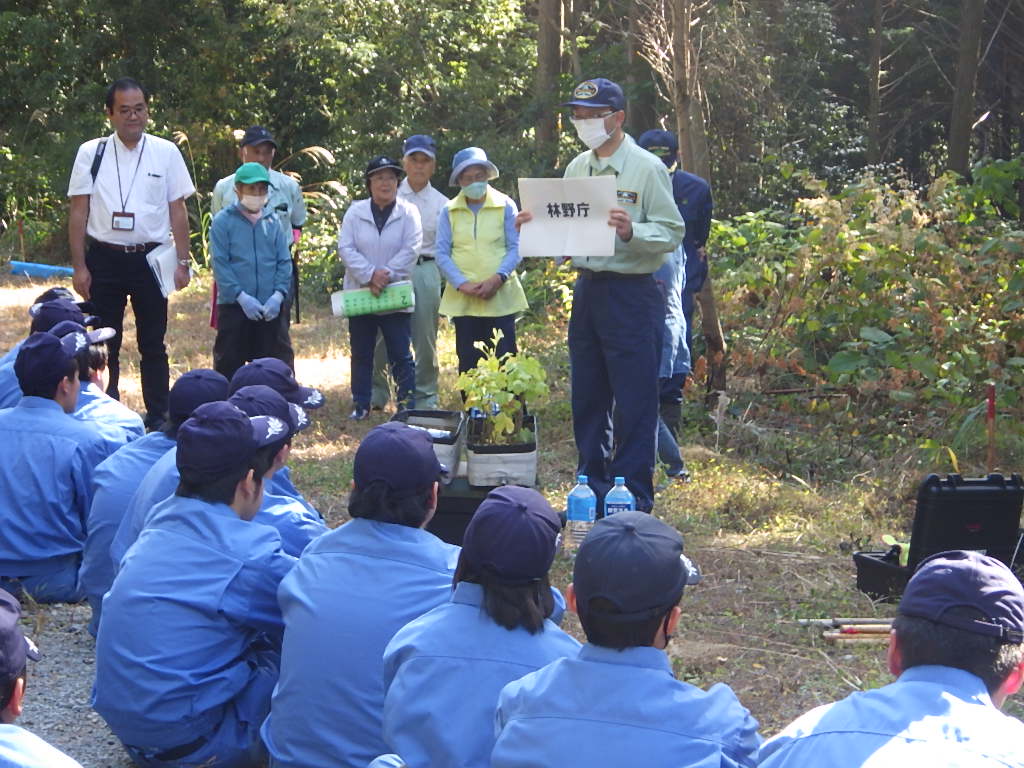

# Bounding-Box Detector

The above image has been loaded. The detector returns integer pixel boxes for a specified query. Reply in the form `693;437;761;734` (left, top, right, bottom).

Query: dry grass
0;269;995;734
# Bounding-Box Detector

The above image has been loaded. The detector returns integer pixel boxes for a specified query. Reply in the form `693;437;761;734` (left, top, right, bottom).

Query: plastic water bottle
566;475;597;550
604;477;635;516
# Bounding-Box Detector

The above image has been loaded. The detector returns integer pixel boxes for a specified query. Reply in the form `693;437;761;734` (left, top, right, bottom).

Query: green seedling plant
457;331;548;446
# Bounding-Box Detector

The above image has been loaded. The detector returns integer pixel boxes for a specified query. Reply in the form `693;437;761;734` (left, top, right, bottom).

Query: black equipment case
854;473;1024;601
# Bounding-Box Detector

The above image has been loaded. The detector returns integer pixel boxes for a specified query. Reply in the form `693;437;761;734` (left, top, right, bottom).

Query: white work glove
238;291;264;321
262;291;284;321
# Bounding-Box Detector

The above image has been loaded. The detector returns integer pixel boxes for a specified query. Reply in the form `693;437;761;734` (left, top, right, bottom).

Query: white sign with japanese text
517;176;617;258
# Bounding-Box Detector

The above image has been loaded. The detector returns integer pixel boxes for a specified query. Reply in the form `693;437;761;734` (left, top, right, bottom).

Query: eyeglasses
571;111;617;120
116;106;148;118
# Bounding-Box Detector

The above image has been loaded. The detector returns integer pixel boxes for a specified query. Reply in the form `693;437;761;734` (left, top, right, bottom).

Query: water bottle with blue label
604;477;635;516
566;474;597;550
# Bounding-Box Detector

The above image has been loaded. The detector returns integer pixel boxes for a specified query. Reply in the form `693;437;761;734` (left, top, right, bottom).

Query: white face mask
240;194;267;213
571;117;612;150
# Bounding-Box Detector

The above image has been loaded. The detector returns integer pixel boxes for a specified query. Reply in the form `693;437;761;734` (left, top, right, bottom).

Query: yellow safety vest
439;188;528;318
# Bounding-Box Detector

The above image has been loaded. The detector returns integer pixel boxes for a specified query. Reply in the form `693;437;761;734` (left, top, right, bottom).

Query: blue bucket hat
448;147;499;188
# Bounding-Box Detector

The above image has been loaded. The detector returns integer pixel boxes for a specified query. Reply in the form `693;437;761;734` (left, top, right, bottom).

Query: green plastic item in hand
331;281;415;317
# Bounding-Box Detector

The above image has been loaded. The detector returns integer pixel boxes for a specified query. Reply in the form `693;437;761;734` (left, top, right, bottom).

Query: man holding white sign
517;78;684;513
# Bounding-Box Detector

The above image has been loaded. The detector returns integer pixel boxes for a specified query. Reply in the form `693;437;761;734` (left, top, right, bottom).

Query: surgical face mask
240;194;267;213
462;181;488;199
571;116;612;150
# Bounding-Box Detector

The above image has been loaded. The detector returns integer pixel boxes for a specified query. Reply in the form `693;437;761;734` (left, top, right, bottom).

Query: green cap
235;162;270;185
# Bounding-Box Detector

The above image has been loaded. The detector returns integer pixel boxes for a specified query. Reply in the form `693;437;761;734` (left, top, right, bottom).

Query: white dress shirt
67;132;195;244
398;178;448;257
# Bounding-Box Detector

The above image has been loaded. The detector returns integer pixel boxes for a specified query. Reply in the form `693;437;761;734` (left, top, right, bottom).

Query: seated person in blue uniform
377;485;581;768
0;296;97;409
226;384;327;553
79;368;229;636
492;511;760;768
47;320;144;450
0;588;83;767
229;356;324;512
261;422;459;768
0;331;110;603
760;550;1024;767
93;401;297;768
109;369;322;567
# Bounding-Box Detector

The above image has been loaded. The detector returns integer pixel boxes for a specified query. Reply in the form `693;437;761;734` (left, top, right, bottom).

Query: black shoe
349;407;369;421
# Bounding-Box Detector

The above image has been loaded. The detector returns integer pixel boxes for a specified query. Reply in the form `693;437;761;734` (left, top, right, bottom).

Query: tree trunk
563;0;584;81
866;0;884;164
536;0;562;164
669;0;695;171
948;0;987;177
626;0;657;135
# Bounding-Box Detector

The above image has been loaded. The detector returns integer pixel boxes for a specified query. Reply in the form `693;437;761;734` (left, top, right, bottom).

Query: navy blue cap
32;287;75;305
176;401;288;483
637;129;678;168
240;125;277;148
48;320;116;347
562;78;626;112
403;135;437;159
229;384;310;439
900;550;1024;644
365;155;404;180
169;369;230;421
0;589;39;680
28;299;89;333
353;422;444;492
574;511;700;621
14;332;80;394
462;487;561;584
229;358;324;410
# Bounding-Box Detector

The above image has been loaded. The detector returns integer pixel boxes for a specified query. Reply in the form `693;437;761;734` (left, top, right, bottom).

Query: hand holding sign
517;176;618;258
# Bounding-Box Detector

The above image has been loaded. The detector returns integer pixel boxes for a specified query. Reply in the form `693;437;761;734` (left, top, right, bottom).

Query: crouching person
491;511;760;768
760;550;1024;767
378;486;580;768
93;402;297;768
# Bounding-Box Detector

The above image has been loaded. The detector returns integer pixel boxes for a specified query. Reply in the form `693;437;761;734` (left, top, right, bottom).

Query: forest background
2;0;1024;741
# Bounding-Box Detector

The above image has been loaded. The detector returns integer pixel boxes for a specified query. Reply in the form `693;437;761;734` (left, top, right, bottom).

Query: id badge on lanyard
112;211;136;231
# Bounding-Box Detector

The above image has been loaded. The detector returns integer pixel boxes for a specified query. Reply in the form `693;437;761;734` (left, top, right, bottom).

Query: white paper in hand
145;242;179;298
518;176;617;258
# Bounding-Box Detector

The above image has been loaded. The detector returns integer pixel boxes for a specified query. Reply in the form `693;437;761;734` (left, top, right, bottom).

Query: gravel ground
19;603;132;768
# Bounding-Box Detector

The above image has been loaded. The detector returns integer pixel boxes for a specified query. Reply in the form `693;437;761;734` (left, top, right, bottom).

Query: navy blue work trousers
349;312;415;411
452;314;518;374
569;272;664;512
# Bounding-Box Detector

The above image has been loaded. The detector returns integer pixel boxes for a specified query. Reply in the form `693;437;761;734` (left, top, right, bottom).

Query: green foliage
712;160;1024;460
457;333;548;445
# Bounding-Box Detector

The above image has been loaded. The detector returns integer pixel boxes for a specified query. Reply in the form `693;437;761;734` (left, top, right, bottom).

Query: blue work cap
176;401;288;483
229;384;310;440
637;129;679;168
229;358;324;410
562;78;626;112
403;134;437;159
353;422;444;492
168;369;230;422
14;331;81;394
0;589;40;680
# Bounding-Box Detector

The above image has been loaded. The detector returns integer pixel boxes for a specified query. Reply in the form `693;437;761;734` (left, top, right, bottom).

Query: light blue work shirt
434;193;521;286
0;397;109;578
79;430;175;634
381;581;580;768
654;244;690;378
0;724;83;767
0;340;24;410
93;494;296;751
73;381;145;451
261;518;461;768
759;665;1024;767
110;448;319;568
492;643;761;768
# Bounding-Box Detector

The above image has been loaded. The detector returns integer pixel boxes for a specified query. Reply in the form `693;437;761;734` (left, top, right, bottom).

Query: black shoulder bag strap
90;139;108;184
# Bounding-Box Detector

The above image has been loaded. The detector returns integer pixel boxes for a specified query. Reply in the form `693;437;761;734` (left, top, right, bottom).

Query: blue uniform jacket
492;643;761;768
0;724;83;767
261;518;461;768
672;169;713;289
110;449;320;568
79;430;175;632
93;495;296;749
0;340;24;409
210;203;293;304
73;381;145;451
0;397;110;576
759;665;1024;767
381;581;580;768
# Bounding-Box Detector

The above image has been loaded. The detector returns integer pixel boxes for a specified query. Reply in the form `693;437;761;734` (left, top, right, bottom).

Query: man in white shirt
371;134;449;410
67;77;195;431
